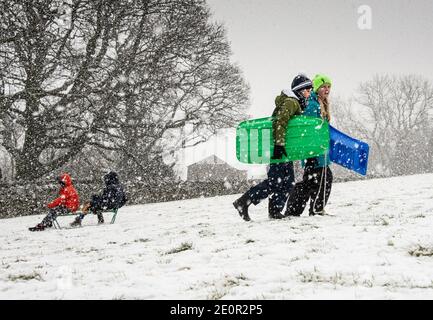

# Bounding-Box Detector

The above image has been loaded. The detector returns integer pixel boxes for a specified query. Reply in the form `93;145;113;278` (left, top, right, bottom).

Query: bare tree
0;0;249;181
110;2;249;180
332;74;433;176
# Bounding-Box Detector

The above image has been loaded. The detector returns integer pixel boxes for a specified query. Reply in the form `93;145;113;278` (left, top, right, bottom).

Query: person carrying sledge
233;74;313;221
285;74;333;217
70;171;127;227
29;173;79;231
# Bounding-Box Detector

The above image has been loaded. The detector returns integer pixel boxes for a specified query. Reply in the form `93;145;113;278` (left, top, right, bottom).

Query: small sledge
329;125;369;176
51;208;120;229
28;209;120;231
236;115;330;164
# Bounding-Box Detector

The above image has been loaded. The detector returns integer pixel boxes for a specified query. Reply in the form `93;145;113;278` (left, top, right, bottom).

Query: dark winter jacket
47;173;80;212
91;172;127;211
272;90;303;146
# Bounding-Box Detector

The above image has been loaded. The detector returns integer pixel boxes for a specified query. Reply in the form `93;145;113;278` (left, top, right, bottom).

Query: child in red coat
29;173;80;231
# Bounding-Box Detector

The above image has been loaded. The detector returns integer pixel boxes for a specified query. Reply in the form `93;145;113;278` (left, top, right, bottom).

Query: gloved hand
304;158;318;170
271;145;288;160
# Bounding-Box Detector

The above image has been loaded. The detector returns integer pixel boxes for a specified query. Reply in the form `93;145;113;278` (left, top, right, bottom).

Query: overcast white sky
178;0;433;177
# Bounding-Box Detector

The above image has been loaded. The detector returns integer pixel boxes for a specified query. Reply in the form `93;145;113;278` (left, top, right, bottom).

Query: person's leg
95;209;104;224
279;161;296;211
70;199;95;227
285;165;316;216
310;166;333;214
85;195;105;224
246;179;270;205
307;167;323;215
268;162;294;219
29;206;69;231
70;212;86;227
41;206;69;227
233;171;272;221
324;167;333;206
285;181;310;216
233;180;267;221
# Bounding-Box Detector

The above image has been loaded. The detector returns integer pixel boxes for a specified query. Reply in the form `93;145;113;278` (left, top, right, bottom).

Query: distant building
187;155;247;182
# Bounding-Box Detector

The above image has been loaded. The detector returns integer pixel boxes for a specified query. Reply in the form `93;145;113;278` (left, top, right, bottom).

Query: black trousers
42;206;70;227
81;195;108;222
246;162;295;215
285;166;333;216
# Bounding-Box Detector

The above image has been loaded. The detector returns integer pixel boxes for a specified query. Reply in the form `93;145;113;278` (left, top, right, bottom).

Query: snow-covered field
1;173;433;299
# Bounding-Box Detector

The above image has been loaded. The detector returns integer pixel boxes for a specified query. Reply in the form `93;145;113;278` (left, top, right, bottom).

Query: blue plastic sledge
329;125;369;176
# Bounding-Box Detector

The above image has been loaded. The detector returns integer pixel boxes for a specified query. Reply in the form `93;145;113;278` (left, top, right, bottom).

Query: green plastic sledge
236;115;330;164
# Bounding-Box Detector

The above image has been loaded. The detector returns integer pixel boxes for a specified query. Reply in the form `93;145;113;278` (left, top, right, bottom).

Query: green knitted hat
313;74;332;92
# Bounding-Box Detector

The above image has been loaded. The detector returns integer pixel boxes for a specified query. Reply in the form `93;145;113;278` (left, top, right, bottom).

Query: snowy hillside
1;173;433;299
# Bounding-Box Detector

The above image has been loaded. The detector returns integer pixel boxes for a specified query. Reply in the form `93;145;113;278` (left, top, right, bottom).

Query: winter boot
29;223;46;232
284;211;301;218
285;205;302;217
268;212;286;220
233;193;251;221
309;209;326;216
70;216;82;227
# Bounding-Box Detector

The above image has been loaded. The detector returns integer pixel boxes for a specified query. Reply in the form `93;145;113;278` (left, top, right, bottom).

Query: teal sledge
236;115;330;164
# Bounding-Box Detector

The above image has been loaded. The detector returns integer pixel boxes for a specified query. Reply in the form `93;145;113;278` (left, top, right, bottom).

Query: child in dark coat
70;171;127;227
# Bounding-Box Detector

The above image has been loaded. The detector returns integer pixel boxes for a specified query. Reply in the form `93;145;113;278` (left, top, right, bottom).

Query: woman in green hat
284;74;333;216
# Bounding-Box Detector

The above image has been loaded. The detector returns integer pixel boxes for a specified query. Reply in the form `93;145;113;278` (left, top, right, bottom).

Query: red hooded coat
47;173;80;212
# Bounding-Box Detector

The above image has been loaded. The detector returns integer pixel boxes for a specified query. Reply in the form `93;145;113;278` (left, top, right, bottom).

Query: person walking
285;74;333;217
233;74;313;221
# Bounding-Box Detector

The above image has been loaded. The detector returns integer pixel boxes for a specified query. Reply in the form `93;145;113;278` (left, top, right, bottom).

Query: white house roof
191;155;228;165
